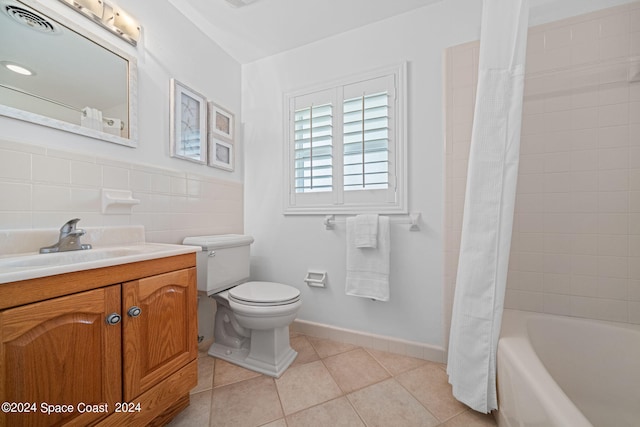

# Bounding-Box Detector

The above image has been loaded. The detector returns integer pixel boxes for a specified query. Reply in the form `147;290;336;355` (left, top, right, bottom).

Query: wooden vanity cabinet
0;286;122;427
0;254;198;427
122;268;197;401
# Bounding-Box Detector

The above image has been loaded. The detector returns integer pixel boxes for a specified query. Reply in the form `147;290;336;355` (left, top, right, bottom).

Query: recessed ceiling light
3;62;34;76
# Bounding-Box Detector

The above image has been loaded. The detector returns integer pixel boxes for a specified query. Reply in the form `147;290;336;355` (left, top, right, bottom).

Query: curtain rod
1;83;125;129
1;83;80;112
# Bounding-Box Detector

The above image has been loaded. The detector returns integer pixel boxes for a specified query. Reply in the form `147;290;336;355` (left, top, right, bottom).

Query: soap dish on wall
101;188;140;214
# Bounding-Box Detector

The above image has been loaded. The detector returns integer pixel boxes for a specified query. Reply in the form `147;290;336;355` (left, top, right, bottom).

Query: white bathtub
496;309;640;427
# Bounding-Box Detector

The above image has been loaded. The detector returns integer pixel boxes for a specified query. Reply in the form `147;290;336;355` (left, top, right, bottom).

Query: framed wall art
170;79;207;163
209;137;234;171
208;101;234;142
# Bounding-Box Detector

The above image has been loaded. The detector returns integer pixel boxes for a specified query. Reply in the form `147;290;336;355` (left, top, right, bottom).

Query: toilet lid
228;281;300;305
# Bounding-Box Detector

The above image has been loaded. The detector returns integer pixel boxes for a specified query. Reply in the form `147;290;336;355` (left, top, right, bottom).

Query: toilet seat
228;281;300;307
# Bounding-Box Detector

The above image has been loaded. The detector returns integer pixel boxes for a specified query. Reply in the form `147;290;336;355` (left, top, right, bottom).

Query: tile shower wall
0;139;243;243
445;2;640;328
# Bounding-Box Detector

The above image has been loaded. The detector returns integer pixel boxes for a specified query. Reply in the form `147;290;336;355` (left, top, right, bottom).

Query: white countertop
0;225;199;284
0;243;199;284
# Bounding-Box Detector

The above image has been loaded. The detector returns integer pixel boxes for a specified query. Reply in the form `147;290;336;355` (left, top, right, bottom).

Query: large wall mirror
0;0;137;147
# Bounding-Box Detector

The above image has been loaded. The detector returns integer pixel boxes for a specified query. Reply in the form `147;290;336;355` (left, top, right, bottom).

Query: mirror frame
0;0;138;148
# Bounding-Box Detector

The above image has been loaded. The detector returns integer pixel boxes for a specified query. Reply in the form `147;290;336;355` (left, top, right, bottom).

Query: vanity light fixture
107;6;140;43
57;0;140;46
69;0;103;18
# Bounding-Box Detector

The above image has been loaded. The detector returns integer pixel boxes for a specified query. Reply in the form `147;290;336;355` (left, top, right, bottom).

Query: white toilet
182;234;302;378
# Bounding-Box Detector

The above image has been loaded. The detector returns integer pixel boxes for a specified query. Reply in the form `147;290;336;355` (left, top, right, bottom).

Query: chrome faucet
39;218;92;254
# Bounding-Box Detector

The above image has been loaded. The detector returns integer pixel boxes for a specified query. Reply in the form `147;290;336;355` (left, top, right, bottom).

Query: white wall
242;0;636;349
243;0;483;348
0;0;243;183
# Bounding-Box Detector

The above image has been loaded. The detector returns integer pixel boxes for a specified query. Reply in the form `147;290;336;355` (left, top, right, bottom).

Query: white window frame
283;62;407;215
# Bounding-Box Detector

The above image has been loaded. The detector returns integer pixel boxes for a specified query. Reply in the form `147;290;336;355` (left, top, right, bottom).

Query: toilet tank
182;234;254;295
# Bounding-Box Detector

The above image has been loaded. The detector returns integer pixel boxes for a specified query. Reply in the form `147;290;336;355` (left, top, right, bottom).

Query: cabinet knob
106;313;121;325
127;306;142;317
208;250;216;257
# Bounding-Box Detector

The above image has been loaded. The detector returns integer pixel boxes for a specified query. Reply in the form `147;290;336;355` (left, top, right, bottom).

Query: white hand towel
355;214;378;248
345;216;390;301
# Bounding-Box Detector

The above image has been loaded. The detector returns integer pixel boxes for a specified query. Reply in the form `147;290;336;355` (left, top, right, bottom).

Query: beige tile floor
167;332;497;427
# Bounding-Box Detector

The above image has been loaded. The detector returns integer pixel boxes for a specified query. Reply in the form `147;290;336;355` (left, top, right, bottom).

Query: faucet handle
60;218;81;234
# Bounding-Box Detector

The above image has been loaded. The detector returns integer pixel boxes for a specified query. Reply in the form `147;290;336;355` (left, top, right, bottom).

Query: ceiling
167;0;444;64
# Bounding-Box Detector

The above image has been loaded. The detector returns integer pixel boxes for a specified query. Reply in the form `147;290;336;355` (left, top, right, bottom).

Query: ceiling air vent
224;0;259;8
3;4;58;33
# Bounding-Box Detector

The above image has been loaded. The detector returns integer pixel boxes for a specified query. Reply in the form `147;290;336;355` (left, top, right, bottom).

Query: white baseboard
292;319;446;364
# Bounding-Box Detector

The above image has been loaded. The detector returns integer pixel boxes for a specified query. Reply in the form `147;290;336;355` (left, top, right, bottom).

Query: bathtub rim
496;309;594;427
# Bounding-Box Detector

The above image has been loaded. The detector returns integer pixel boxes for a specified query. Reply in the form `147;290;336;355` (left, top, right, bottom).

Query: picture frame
209;137;234;171
208;101;234;142
170;78;207;164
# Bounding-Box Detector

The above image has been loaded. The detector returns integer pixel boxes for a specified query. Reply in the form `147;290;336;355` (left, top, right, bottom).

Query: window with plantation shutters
294;103;333;193
343;91;389;191
284;63;407;214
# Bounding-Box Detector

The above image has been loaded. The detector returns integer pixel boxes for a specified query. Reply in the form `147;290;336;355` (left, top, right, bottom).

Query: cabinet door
122;268;197;401
0;286;121;427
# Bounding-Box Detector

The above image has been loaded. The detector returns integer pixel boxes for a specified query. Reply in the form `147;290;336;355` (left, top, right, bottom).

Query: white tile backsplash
32;155;70;184
0;149;31;180
102;165;129;190
32;185;72;212
0;140;243;243
445;2;640;325
0;182;31;211
70;161;102;187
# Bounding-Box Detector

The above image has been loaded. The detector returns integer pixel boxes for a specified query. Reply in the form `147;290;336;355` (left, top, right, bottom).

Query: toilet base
209;298;299;378
208;337;298;378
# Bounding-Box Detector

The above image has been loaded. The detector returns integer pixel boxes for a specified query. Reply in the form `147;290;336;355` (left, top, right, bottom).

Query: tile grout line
185;333;495;426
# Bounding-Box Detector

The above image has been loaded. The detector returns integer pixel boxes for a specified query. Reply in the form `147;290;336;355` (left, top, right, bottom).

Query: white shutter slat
293;103;333;193
342;91;389;191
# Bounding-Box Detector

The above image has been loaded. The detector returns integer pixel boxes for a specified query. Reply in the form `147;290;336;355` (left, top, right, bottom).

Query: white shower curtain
447;0;529;414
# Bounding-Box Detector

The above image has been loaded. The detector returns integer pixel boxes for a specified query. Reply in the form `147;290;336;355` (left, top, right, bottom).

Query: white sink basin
0;243;199;284
0;247;148;268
